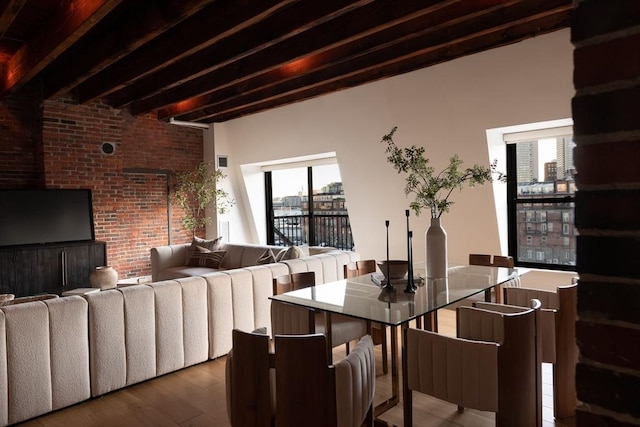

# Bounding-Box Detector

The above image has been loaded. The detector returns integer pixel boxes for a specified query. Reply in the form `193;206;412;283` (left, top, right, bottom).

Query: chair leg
345;341;350;355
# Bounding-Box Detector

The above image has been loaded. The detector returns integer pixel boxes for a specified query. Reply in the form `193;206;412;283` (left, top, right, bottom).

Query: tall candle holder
383;220;393;291
404;230;416;294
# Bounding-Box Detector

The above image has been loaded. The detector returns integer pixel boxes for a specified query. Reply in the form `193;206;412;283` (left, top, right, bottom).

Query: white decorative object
90;266;118;289
426;217;447;278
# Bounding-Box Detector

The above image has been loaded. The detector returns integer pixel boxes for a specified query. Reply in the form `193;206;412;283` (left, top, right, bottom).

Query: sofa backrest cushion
176;276;209;367
45;296;91;411
2;301;52;424
150;281;185;376
85;290;127;397
0;310;5;427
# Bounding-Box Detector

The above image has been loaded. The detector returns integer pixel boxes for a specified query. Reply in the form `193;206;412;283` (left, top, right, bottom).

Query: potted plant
380;126;504;277
173;161;235;237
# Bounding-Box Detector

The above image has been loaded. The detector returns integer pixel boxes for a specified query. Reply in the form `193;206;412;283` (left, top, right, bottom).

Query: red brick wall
1;92;203;280
0;91;44;188
572;1;640;425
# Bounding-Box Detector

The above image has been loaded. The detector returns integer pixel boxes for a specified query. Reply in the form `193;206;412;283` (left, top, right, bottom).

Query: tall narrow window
265;161;353;250
506;128;577;270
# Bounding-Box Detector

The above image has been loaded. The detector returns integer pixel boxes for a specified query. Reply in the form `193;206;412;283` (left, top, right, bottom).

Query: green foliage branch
381;126;506;218
173;161;235;235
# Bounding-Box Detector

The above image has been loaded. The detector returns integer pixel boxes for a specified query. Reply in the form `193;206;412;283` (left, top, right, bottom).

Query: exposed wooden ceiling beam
107;0;377;110
0;0;122;93
38;0;214;99
131;0;458;116
184;6;571;122
158;0;513;120
74;0;299;104
0;0;27;38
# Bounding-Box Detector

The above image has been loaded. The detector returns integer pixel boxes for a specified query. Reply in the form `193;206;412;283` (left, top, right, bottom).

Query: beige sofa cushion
3;301;52;424
85;290;127;397
204;272;234;358
176;276;209;367
45;296;91;411
150;281;185;375
119;284;157;386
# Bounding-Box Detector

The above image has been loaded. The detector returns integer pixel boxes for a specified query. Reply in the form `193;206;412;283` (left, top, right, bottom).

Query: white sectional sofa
0;243;359;426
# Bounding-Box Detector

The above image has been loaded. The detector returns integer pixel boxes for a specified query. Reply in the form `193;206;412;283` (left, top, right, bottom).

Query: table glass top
269;265;520;326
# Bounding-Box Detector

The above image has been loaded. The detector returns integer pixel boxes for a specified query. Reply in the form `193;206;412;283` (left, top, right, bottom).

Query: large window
506;130;577;270
265;162;354;250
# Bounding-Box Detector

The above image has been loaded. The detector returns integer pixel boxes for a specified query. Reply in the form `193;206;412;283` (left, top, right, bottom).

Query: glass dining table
269;264;523;425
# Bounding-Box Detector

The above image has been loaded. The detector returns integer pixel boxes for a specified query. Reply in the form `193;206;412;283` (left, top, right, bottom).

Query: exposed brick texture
574;140;640;187
574;32;640;89
576;411;640;427
571;0;640;43
0;91;44;188
578;280;640;324
0;93;203;280
573;0;640;424
575;190;640;230
576;321;640;370
576;364;640;419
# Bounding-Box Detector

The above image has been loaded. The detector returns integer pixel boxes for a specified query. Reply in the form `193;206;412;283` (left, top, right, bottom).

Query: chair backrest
273;272;316;295
492;255;514;268
503;282;578;419
227;330;374;427
469;253;514;268
405;302;541;427
343;259;376;278
469;253;492;266
226;329;273;427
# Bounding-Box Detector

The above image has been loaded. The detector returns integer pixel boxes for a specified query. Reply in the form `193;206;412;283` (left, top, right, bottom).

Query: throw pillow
294;244;310;257
256;249;276;265
275;246;298;261
187;246;227;268
187;235;222;260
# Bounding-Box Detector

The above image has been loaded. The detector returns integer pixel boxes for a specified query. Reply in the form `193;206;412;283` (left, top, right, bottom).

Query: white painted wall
210;29;573;279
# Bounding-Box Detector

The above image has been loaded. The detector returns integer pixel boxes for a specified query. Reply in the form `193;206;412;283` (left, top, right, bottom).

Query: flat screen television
0;189;95;247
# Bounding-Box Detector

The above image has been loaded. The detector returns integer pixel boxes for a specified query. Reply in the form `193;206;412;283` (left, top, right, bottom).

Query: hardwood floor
18;310;575;427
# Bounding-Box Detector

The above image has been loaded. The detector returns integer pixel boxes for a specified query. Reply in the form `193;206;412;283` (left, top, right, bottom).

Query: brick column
572;0;640;425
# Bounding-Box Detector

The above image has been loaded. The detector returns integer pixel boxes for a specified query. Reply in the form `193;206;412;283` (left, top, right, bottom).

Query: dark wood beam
0;0;122;93
39;0;214;99
159;0;510;120
74;0;300;104
0;0;27;38
185;7;571;122
109;0;376;110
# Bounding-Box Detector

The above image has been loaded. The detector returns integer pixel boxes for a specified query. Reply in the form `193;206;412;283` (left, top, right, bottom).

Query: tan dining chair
502;282;578;419
226;329;375;427
271;272;368;355
343;260;388;374
469;253;517;303
403;299;542;427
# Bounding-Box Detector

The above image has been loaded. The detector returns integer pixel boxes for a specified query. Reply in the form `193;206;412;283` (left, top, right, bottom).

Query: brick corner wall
572;0;640;425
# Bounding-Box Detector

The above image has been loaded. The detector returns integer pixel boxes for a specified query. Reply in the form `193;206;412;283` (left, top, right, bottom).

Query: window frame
506;142;576;271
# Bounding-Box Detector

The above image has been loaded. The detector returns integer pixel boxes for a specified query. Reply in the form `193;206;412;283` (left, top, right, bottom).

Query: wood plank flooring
18;309;576;427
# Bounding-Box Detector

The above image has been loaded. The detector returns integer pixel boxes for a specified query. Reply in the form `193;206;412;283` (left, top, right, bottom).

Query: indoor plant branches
173;161;235;236
381;126;505;218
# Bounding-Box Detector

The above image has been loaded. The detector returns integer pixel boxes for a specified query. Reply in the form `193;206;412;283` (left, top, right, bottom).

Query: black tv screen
0;189;95;247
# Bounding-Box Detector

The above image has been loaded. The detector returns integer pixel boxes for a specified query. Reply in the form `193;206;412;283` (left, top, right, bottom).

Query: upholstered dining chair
468;253;518;303
502;282;578;419
271;272;368;355
226;329;375;427
344;260;388;374
403;300;542;427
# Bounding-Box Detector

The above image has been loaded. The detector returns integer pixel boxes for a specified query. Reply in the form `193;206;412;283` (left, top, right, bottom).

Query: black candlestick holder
404;230;416;294
383;220;393;291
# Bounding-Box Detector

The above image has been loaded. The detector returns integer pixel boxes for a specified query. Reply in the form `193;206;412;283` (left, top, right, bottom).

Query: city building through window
264;161;353;250
505;127;577;270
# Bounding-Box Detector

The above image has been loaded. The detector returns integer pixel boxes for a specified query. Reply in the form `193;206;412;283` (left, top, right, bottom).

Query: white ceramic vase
90;266;118;289
425;217;448;278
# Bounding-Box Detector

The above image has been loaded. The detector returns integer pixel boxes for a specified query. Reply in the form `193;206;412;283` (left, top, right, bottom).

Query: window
265;161;353;250
506;128;577;270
